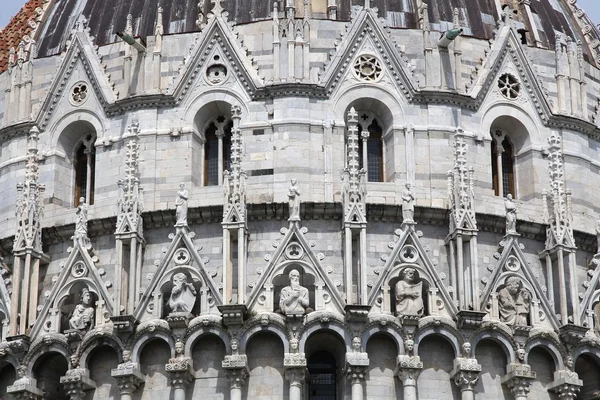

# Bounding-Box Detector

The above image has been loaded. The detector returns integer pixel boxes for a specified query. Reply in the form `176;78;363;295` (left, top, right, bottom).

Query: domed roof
19;0;600;60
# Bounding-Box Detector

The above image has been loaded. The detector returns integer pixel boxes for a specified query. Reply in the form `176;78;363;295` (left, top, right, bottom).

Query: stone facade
1;0;600;399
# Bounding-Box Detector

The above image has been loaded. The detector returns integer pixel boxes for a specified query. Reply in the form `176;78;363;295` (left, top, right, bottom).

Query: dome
31;0;594;58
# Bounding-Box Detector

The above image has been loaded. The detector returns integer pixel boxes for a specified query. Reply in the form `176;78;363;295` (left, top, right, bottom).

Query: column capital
7;375;43;400
225;367;249;389
501;363;536;398
284;367;306;387
395;354;423;384
111;362;145;395
450;357;481;391
347;364;368;384
165;357;194;389
548;369;583;400
60;368;96;400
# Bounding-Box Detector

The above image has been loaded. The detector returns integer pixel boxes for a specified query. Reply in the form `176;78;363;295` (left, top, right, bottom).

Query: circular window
353;54;383;82
206;64;228;85
498;74;520;99
70;82;89;106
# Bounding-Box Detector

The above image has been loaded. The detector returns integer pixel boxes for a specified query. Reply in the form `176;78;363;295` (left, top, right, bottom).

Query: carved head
79;197;85;206
506;194;513;201
401;268;416;284
289;269;300;287
175;340;184;355
517;348;525;362
405;182;411;190
179;182;185;190
122;350;132;362
70;354;80;368
462;342;472;357
173;272;188;285
231;339;239;354
506;276;522;295
404;339;415;354
352;337;361;352
566;356;574;370
291;178;297;186
290;338;299;352
81;287;92;306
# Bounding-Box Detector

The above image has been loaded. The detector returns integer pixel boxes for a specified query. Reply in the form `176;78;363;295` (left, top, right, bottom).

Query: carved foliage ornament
353;54;383;82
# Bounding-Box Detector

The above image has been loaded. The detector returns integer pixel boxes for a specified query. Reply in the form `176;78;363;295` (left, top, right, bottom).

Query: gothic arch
333;85;403;128
49;110;104;157
184;90;247;137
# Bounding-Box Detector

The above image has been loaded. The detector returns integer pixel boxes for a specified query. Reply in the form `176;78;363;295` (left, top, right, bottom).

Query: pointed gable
480;234;560;331
369;224;457;319
134;229;223;322
320;5;418;100
246;223;345;315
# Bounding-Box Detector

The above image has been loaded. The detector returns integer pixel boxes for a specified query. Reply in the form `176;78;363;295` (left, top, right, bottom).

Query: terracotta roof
0;0;44;73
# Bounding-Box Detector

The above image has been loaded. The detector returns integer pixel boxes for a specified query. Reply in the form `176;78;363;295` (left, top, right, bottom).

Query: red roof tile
0;0;44;73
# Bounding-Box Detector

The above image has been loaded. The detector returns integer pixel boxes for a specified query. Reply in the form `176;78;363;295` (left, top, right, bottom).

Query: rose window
70;82;89;105
498;74;520;99
206;64;228;85
353;55;383;82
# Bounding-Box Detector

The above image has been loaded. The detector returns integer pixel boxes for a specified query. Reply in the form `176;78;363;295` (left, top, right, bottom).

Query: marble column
165;358;194;400
395;355;423;400
346;350;369;400
111;361;144;400
222;353;249;400
284;351;307;400
548;369;583;400
60;368;96;400
450;358;481;400
502;363;536;400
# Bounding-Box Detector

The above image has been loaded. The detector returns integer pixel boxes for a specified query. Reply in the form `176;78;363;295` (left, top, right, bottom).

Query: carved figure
404;339;415;355
505;194;517;234
169;340;191;366
175;183;189;227
596;220;600;254
352;337;361;352
74;198;89;243
279;269;309;315
517;348;526;363
288;178;301;222
231;339;239;355
395;268;424;316
498;277;531;326
594;301;600;337
167;272;197;313
402;182;415;223
462;342;472;357
68;287;95;331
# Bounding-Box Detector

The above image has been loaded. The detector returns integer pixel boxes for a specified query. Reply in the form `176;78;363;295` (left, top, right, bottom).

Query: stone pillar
111;361;144;400
60;368;96;400
7;374;43;400
346;351;369;400
284;352;307;400
222;353;249;400
395;355;423;400
502;363;536;400
548;369;583;400
165;358;194;400
451;357;481;400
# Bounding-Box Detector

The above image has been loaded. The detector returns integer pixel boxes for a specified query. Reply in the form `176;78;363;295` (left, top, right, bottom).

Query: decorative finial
155;7;164;36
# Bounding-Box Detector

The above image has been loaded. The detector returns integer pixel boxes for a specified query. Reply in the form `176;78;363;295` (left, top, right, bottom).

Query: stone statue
73;197;89;243
231;339;239;355
404;339;415;355
516;348;526;363
279;269;309;316
68;287;95;331
168;340;191;366
596;220;600;254
462;342;472;358
167;272;197;313
352;337;361;352
594;301;600;337
402;182;415;223
175;183;189;227
395;267;424;316
498;276;531;326
505;194;517;234
223;170;231;205
288;178;301;222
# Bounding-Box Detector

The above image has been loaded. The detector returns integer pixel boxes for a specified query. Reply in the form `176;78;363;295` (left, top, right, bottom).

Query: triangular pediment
31;239;114;339
480;234;559;331
468;26;553;123
169;14;263;104
223;202;245;225
344;203;367;225
35;21;117;130
134;228;223;322
368;224;457;319
320;6;418;100
246;223;345;315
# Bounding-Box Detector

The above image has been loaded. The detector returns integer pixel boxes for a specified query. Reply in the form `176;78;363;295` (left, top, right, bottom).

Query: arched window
74;135;96;206
204;117;232;186
308;350;337;400
355;114;384;182
491;131;515;197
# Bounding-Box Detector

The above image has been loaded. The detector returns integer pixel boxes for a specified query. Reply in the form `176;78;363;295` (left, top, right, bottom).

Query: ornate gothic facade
0;0;600;399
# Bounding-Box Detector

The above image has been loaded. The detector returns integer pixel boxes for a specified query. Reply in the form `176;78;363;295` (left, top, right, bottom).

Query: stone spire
116;122;144;235
14;126;45;252
447;128;476;231
223;105;247;223
342;107;367;225
542;132;574;248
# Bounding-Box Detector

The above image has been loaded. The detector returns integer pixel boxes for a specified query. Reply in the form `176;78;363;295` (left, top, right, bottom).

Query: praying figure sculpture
505;194;517;234
175;183;189;227
279;269;310;316
395;268;424;316
498;276;531;326
68;287;95;331
168;272;197;313
402;182;415;223
288;178;301;222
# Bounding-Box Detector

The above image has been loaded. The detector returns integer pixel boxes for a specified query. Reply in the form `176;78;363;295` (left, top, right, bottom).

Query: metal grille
501;139;514;197
308;351;336;400
367;136;382;182
205;137;219;186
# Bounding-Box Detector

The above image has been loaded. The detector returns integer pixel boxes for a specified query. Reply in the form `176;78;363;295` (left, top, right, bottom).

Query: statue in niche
594;302;600;336
402;182;415;223
168;272;197;313
498;276;531;326
595;220;600;254
73;198;89;244
175;183;189;227
288;178;301;222
395;267;424;316
505;194;517;234
68;287;95;331
279;269;309;316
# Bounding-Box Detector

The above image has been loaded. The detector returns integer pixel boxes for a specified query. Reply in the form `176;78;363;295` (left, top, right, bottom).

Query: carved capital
7;375;43;399
166;358;194;389
502;364;536;399
548;369;583;400
346;365;368;384
60;368;96;400
395;355;423;385
450;357;481;391
284;367;306;387
284;352;307;368
111;363;144;395
225;367;248;390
